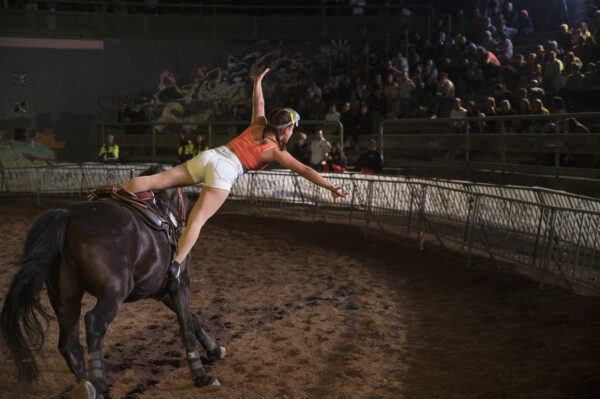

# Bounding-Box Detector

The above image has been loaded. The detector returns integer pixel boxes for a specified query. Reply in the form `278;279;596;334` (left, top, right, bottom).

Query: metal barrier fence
96;120;344;163
379;112;600;180
1;163;599;295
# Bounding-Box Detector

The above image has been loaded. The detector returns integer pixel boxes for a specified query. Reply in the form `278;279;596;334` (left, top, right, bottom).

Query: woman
121;68;347;271
324;142;347;173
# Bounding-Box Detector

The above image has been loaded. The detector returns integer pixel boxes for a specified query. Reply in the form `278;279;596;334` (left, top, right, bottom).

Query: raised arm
250;68;270;126
262;148;348;202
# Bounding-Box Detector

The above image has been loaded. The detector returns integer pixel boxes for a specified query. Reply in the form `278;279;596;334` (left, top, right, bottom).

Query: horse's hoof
208;345;226;362
70;381;96;399
193;374;220;388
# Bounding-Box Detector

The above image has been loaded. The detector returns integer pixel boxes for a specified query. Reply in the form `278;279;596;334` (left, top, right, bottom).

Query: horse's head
139;165;189;232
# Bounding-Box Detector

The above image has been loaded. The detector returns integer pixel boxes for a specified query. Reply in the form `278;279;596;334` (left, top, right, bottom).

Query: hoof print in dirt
70;381;96;399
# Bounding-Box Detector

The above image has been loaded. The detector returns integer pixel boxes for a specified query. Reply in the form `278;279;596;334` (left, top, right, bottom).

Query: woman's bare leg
121;164;194;194
174;186;230;263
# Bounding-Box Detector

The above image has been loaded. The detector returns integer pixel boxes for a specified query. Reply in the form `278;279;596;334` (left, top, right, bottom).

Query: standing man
99;133;119;164
310;129;331;171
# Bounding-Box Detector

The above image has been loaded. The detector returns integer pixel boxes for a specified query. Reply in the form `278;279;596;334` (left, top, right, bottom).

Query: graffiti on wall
109;46;344;132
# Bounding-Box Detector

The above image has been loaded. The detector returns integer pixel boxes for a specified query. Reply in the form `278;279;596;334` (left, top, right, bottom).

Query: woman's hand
251;67;270;83
331;187;348;202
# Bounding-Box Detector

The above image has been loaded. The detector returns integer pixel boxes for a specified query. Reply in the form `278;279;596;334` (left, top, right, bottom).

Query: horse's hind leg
84;288;127;397
46;263;86;382
167;265;220;387
162;296;226;362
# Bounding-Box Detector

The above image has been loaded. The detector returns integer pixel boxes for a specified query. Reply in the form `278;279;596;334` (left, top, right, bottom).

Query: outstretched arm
262;148;348;202
250;68;270;126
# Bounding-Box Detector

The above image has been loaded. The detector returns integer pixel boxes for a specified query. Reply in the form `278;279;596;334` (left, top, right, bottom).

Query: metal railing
0;4;440;40
378;112;600;180
1;164;599;294
96;120;343;163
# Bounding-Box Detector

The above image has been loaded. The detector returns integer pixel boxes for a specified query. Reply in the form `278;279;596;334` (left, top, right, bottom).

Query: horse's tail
0;209;69;382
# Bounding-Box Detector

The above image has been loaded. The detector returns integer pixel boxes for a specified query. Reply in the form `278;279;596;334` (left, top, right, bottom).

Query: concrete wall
0;39;251;162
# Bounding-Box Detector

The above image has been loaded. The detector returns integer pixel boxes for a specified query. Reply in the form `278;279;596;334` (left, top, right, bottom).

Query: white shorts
184;146;245;191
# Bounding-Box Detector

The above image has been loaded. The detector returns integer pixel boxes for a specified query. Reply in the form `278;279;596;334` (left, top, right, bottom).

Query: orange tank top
228;125;278;171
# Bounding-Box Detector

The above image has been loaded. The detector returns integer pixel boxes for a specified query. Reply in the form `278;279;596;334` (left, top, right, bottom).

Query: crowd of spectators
105;1;600;170
289;3;600;140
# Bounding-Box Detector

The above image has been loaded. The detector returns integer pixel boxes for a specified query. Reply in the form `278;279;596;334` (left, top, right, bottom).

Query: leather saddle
88;185;179;251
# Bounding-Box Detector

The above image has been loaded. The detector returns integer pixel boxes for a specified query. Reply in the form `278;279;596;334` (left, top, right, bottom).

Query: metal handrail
378;112;600;176
97;119;343;163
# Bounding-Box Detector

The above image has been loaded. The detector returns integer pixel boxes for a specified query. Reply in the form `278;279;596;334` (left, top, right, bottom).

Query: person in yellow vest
177;132;194;164
193;134;209;156
99;133;119;164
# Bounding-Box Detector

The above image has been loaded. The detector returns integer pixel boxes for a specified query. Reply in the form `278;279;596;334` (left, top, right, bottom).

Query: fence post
464;122;470;176
466;194;480;268
501;121;506;175
417;185;427;250
539;208;557;289
406;184;415;237
554;123;561;178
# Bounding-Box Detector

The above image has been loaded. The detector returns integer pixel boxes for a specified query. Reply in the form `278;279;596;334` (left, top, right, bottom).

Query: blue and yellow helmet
282;107;301;127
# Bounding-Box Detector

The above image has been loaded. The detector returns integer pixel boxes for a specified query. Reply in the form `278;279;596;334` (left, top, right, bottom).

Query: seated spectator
449;98;467;132
504;2;519;30
551;96;567;114
563;62;585;90
324;103;341;135
481;30;497;53
493;83;514;106
516;9;534;44
423;59;438;81
324;142;348;173
515;98;533;132
495;32;514;64
356;139;383;174
192;134;208;156
497;99;517;132
482;96;498;132
291;132;311;165
353;102;373;138
465;60;484;92
528;79;546;101
310;129;331;171
531;98;552;132
558;24;572;52
563;117;590;133
177;131;193;164
465;100;486;133
99;133;119;164
571;35;586;59
583;62;600;88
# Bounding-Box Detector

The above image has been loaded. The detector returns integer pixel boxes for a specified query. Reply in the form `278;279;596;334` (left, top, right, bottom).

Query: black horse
0;167;225;398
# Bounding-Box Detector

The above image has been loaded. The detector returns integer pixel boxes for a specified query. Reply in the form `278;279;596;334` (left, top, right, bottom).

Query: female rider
121;68;348;270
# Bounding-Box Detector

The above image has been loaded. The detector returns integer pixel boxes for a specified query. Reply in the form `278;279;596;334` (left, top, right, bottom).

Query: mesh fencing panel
1;164;599;293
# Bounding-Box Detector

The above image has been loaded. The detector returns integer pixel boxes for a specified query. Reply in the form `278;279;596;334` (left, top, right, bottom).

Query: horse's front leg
167;261;220;387
162;296;226;363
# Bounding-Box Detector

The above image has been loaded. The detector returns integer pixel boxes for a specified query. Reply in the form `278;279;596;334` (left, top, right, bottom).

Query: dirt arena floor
1;198;600;399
